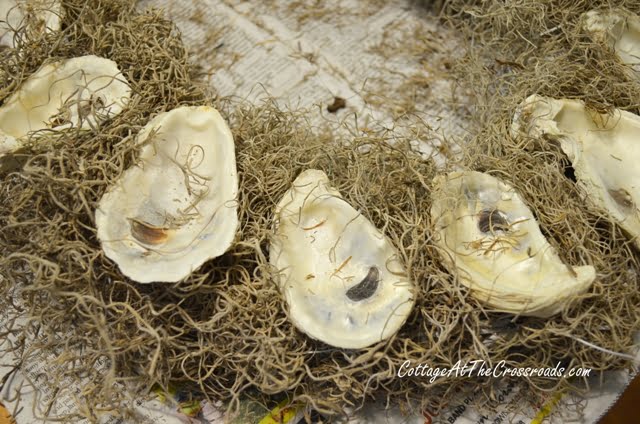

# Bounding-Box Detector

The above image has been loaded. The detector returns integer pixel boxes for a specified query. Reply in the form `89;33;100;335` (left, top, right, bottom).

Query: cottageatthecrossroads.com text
397;360;592;383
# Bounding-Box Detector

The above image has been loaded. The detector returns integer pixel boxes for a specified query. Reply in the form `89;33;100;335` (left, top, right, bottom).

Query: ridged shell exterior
270;169;415;349
431;171;595;317
96;106;238;283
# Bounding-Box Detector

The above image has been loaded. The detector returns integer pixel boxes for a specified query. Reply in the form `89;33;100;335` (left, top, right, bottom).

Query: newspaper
1;0;637;423
137;0;470;146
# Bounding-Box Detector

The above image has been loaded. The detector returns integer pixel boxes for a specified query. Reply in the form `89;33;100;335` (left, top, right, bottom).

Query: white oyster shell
512;94;640;248
95;106;238;283
430;171;595;318
0;0;61;47
0;55;131;158
583;9;640;77
270;169;415;349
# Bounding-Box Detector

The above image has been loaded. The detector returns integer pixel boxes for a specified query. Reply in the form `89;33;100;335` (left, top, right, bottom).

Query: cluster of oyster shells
4;3;640;349
0;2;241;286
424;7;640;321
262;6;640;343
273;8;640;344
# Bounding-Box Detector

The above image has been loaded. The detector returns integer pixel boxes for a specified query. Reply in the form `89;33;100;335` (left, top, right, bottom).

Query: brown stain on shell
130;219;170;245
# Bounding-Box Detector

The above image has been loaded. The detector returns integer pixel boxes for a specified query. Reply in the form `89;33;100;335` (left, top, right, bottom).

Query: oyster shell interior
583;9;640;77
95;106;239;283
513;94;640;248
430;171;595;317
0;55;131;158
0;0;61;47
270;169;415;349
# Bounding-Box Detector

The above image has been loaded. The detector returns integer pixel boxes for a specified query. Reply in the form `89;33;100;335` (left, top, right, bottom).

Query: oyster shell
583;9;640;77
0;0;61;47
270;169;414;349
430;171;595;317
513;94;640;248
0;55;131;158
95;106;238;283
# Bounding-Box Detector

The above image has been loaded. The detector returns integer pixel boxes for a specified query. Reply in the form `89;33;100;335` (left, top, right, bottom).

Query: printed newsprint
1;0;637;423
